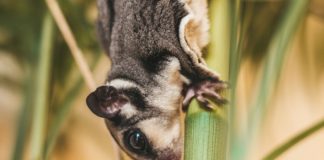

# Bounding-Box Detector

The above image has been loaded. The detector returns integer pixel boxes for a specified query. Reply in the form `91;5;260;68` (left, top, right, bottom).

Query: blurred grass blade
228;0;241;159
184;0;230;159
44;54;100;159
229;0;241;90
248;0;309;137
263;119;324;160
11;78;34;160
44;79;83;159
232;1;309;159
45;0;96;90
29;13;54;160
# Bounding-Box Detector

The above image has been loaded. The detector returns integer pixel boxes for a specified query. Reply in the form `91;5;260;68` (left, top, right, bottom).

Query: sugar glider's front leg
182;79;227;110
177;0;227;110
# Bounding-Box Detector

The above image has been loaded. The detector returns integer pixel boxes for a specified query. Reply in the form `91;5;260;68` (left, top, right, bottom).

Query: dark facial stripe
117;107;162;130
140;49;172;74
119;87;146;110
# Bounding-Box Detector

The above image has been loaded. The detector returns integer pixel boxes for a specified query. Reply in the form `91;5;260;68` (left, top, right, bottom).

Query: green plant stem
29;13;54;160
263;119;324;160
185;101;227;160
184;0;230;159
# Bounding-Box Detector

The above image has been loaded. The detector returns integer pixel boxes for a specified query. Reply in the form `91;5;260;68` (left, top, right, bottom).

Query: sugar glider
86;0;226;159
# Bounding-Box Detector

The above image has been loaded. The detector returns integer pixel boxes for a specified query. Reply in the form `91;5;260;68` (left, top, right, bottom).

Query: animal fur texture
86;0;225;159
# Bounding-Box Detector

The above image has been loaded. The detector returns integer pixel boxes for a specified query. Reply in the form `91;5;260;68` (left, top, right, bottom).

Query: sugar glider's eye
124;129;149;154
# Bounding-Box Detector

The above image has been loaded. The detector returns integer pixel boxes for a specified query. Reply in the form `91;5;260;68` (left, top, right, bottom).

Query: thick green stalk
185;101;227;160
29;13;54;160
184;0;230;159
263;119;324;160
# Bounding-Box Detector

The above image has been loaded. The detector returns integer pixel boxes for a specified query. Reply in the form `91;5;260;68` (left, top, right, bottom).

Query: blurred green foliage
0;0;99;83
0;0;101;159
241;1;287;62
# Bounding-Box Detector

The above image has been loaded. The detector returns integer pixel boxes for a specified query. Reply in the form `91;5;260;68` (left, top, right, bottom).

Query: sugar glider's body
86;0;225;159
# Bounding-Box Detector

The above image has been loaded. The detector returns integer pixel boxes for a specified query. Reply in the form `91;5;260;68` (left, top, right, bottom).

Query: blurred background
0;0;323;160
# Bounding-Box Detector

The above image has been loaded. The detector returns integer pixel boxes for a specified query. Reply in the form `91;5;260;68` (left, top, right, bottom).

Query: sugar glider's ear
97;0;114;52
179;0;209;58
86;86;128;119
178;0;220;80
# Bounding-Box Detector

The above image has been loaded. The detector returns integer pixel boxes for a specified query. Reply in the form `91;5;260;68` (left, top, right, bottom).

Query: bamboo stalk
29;13;54;160
184;0;230;159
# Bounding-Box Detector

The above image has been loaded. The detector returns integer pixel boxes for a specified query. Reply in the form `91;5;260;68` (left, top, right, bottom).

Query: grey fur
98;0;210;85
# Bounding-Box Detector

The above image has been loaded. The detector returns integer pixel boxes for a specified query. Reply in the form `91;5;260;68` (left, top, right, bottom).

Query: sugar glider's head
86;78;183;159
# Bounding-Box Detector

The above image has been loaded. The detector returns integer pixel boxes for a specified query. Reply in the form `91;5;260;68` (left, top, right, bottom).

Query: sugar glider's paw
182;79;228;111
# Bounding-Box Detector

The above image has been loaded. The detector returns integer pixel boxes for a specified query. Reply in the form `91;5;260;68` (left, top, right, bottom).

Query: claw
182;79;227;111
196;95;214;110
201;90;227;105
182;89;195;109
201;90;222;101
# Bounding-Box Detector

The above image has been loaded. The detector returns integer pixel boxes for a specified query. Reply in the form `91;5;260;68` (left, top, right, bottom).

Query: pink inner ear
98;96;128;118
